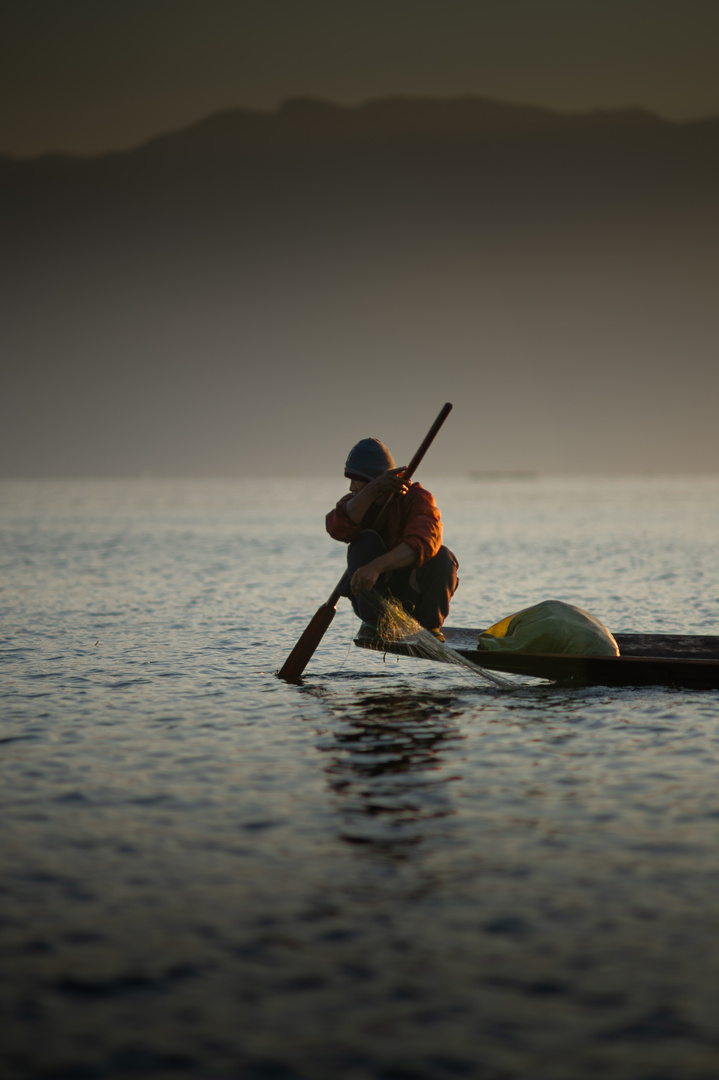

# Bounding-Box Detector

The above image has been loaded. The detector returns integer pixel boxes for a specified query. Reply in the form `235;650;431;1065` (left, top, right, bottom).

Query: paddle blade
277;602;337;683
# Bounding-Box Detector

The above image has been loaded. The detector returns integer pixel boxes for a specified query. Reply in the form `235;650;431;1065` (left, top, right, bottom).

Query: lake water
2;475;719;1080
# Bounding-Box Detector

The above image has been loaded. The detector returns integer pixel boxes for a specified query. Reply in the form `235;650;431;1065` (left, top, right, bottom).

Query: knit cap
344;438;395;481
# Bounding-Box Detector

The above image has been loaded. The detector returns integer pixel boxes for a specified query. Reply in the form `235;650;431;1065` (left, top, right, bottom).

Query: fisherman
326;437;458;639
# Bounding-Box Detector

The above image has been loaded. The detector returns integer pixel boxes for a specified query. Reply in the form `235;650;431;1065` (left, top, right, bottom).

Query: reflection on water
310;687;468;853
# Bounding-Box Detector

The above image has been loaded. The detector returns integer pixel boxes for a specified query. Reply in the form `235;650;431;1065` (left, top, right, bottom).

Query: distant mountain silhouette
3;95;717;237
2;96;718;476
132;96;668;156
1;95;715;295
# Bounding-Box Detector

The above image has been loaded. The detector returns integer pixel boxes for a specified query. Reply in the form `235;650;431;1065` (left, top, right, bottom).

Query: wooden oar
277;402;453;683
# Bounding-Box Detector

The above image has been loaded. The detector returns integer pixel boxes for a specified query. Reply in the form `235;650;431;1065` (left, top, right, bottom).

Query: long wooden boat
354;626;719;690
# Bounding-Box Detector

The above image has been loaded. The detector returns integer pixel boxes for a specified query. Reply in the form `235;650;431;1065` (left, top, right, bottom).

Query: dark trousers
342;530;459;629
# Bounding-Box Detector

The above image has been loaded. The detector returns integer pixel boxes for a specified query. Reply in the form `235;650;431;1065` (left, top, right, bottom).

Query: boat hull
354;627;719;690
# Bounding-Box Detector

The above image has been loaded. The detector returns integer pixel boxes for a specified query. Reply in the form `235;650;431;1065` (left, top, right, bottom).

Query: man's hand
351;561;382;594
370;467;410;501
350;542;416;594
346;466;410;523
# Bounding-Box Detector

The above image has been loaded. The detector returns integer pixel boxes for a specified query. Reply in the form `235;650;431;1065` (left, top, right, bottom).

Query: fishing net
365;591;512;688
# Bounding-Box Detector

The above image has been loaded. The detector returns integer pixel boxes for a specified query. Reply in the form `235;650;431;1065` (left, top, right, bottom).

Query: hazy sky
3;0;719;157
3;0;719;478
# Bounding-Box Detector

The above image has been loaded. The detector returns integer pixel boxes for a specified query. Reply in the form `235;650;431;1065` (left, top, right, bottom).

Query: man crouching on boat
326;437;458;640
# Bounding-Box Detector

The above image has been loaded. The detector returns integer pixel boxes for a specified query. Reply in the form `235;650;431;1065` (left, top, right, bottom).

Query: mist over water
2;475;719;1078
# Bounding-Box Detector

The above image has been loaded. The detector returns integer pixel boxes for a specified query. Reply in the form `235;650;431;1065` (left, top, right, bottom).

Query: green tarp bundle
478;599;619;656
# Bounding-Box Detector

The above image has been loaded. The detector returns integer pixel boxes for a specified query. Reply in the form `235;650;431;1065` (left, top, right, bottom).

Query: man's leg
391;546;459;629
341;530;389;623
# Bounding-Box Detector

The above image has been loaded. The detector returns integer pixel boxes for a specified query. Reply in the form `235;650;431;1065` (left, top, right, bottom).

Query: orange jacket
326;483;443;567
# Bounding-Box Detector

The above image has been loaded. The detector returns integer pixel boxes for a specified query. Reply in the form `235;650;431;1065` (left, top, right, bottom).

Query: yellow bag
478;599;619;656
